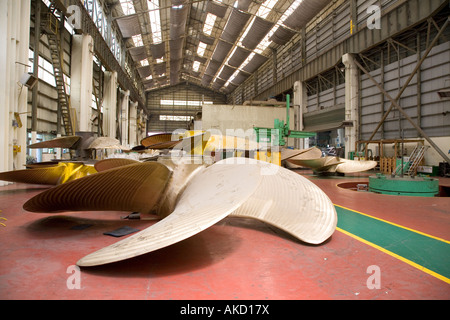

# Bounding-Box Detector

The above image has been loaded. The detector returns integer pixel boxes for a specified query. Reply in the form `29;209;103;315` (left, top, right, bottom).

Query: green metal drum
369;174;439;197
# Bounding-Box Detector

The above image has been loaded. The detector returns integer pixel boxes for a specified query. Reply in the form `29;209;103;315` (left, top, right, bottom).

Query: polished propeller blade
288;155;377;173
88;137;125;150
23;162;172;214
230;159;337;244
292;147;322;160
76;158;264;267
287;156;343;172
282;147;323;166
335;158;378;173
155;157;207;218
281;148;309;161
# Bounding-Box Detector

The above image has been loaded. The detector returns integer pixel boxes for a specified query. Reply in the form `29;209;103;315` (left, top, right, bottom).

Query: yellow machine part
57;162;97;184
183;131;281;166
256;150;281;166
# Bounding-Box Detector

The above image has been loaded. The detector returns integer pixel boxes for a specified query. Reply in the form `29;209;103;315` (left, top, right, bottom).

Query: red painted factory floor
0;171;449;301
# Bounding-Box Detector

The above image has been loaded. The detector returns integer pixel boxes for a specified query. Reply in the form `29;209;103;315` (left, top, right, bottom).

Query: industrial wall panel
360;41;450;140
336;83;346;105
318;87;335;108
357;0;379;25
291;43;303;71
305;29;317;61
307;93;318;113
333;2;351;44
316;16;334;53
146;83;227;134
356;0;397;25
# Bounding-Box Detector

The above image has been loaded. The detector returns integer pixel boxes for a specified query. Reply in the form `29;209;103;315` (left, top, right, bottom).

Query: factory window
159;115;194;121
160;100;213;106
28;49;56;87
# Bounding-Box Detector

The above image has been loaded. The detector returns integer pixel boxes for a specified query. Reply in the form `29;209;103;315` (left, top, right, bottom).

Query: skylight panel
193;61;201;72
257;0;278;19
197;42;207;57
120;0;135;15
203;13;217;36
148;0;162;44
132;34;144;47
217;0;307;91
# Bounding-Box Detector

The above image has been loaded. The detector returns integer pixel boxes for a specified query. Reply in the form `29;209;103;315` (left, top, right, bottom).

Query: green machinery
253;94;316;147
368;140;440;197
368;173;439;197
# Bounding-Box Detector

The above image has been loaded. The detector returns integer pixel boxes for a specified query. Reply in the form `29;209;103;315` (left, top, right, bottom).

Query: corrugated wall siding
360;41;450;140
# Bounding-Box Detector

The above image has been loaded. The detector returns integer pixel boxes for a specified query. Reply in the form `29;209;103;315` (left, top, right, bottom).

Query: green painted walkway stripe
334;205;450;281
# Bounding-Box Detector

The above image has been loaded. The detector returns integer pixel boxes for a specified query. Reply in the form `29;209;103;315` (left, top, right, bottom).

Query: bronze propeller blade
23;162;172;214
141;133;176;147
0;165;66;185
94;158;140;172
28;136;81;149
0;162;96;185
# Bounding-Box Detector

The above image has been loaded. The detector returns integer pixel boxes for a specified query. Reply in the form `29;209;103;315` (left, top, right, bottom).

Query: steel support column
31;0;41;156
70;33;94;132
103;70;118;139
343;53;359;157
293;80;308;149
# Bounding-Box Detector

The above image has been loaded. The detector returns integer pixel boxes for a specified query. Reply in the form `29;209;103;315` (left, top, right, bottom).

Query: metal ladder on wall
40;1;74;136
